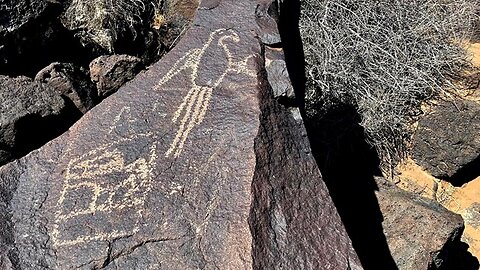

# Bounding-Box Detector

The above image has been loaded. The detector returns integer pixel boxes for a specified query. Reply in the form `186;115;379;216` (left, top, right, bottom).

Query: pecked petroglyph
51;29;256;248
154;28;257;158
51;133;158;247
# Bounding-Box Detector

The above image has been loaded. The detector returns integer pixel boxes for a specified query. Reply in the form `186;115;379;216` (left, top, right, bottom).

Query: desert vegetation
300;0;479;169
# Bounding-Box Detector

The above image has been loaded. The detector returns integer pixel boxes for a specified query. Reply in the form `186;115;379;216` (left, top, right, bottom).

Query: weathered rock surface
264;46;296;103
89;55;143;99
0;75;81;166
0;0;362;269
412;99;480;181
375;177;466;270
35;62;97;113
0;0;50;35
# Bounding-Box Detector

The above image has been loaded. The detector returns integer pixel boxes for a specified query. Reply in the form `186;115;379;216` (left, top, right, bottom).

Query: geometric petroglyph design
154;28;257;158
52;133;157;247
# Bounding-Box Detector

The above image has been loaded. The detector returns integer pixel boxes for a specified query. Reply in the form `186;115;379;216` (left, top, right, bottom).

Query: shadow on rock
305;106;398;269
277;0;396;267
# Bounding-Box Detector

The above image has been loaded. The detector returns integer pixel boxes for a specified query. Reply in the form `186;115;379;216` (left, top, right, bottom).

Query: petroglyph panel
153;29;257;158
50;28;257;249
52;134;157;247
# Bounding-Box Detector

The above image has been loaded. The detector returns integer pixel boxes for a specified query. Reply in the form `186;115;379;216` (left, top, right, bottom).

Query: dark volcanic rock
0;0;361;268
35;62;97;113
264;46;296;102
375;177;468;269
0;0;91;77
0;75;81;166
89;55;143;99
0;0;50;34
412;99;480;181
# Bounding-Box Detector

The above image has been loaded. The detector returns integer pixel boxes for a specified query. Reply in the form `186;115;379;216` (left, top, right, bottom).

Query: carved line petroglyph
52;133;157;247
154;28;256;158
52;29;257;248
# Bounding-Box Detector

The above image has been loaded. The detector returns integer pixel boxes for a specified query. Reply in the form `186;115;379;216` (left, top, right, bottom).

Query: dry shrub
62;0;150;52
300;0;479;169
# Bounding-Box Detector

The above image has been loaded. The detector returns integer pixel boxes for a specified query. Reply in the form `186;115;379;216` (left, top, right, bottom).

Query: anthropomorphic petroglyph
154;28;256;158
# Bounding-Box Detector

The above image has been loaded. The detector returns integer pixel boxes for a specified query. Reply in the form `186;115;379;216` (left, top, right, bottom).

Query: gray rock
35;62;97;113
412;99;480;180
265;46;295;101
89;55;142;98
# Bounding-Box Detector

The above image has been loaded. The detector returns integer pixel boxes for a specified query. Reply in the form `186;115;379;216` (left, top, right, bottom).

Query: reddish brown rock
0;0;361;268
412;99;480;182
375;177;471;269
35;62;97;113
89;55;143;99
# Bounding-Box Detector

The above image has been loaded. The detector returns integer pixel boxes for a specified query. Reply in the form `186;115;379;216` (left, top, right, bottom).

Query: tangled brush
300;0;479;169
62;0;150;52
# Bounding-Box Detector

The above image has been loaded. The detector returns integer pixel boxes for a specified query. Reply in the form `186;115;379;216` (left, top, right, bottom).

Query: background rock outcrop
374;177;475;270
0;75;81;167
89;55;143;98
412;99;480;183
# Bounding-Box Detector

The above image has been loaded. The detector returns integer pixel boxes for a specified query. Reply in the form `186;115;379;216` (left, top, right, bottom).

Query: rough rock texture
89;55;143;98
375;177;466;269
0;0;50;35
0;0;87;77
0;75;81;166
412;99;480;180
264;46;296;103
0;0;362;268
35;62;97;113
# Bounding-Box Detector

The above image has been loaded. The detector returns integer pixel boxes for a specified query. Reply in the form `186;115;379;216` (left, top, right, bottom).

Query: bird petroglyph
154;28;256;158
52;28;255;248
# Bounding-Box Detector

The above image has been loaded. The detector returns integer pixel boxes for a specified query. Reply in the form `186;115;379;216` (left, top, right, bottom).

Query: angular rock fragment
0;75;81;166
35;62;97;113
412;99;480;181
375;177;467;269
264;46;296;102
0;0;361;268
0;0;50;35
89;55;143;98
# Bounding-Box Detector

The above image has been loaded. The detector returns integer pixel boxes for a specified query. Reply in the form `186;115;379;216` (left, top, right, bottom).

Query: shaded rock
254;0;281;45
0;0;50;34
412;99;480;182
89;55;142;98
0;0;94;77
0;0;361;268
264;46;295;103
375;177;476;270
0;75;81;166
35;62;97;113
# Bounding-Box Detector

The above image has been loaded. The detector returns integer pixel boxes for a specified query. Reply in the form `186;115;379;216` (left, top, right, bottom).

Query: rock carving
154;28;256;158
51;28;256;248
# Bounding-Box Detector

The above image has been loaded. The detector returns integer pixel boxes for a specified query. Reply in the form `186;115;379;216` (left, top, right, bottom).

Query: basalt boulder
0;75;81;167
89;55;143;99
412;99;480;183
0;0;362;268
35;62;97;113
375;177;477;270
